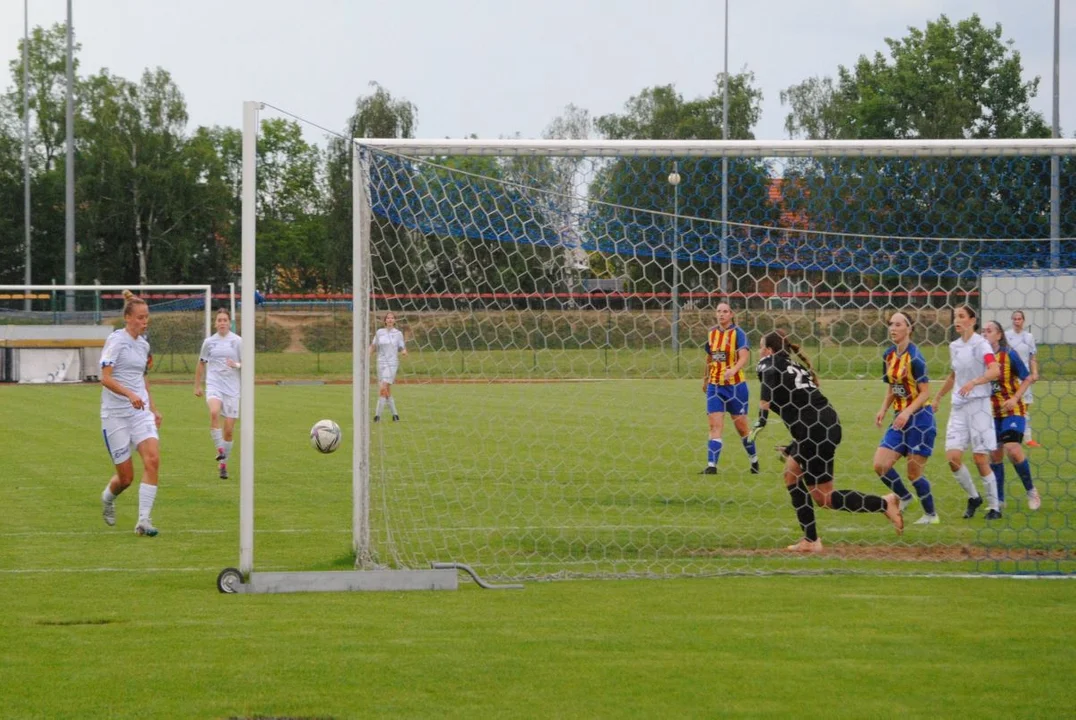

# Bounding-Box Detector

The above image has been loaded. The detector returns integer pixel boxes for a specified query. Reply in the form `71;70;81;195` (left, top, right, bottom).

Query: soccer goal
234;99;1075;588
348;136;1076;580
0;284;213;382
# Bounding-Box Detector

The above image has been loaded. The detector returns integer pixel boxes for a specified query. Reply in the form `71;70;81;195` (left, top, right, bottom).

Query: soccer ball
310;419;342;454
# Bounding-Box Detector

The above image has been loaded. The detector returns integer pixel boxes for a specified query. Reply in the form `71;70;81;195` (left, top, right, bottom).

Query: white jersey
1005;328;1037;403
1005;329;1036;367
948;332;994;407
199;331;242;398
372;328;405;366
100;329;152;418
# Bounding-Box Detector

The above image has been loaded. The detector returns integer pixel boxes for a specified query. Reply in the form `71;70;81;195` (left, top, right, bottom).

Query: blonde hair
122;289;147;317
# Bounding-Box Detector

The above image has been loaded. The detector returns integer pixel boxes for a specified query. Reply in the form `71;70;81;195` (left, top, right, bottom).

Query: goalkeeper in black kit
747;330;904;552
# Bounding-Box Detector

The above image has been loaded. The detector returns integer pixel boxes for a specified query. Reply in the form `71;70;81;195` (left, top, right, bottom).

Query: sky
1;0;1073;146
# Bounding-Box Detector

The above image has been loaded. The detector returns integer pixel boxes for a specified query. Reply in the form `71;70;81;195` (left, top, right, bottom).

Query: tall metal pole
23;0;31;311
720;0;730;294
671;161;680;353
1050;0;1060;269
64;0;75;312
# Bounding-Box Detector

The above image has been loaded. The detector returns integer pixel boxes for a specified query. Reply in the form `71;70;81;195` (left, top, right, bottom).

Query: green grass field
1;369;1074;717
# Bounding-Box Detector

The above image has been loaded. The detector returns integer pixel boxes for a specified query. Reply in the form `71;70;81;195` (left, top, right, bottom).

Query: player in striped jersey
982;322;1042;511
1005;310;1042;447
700;303;759;475
873;312;938;524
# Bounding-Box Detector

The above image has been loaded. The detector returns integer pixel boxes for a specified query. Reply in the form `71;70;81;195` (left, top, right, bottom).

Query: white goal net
342;138;1076;579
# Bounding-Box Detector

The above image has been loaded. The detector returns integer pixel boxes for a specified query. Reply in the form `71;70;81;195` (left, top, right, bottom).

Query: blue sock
881;468;913;501
1013;459;1034;492
990;463;1005;503
742;436;757;460
911;478;935;515
707;439;723;466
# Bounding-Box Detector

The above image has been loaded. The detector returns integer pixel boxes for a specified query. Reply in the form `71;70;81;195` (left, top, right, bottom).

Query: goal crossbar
355;138;1076;158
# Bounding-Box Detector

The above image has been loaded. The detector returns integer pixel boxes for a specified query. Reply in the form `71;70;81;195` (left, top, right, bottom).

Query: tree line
0;14;1071;294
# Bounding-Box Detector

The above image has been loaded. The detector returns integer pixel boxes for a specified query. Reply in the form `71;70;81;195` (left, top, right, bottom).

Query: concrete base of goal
234;569;458;594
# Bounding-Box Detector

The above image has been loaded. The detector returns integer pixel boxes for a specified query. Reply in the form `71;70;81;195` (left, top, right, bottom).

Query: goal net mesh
358;144;1075;578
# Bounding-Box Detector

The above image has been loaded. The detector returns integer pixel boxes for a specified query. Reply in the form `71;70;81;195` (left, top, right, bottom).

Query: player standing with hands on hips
932;305;1002;520
194;308;242;479
370;312;407;422
99;290;163;537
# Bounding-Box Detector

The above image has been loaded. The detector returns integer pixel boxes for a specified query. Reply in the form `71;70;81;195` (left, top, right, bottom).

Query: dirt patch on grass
687;544;1071;563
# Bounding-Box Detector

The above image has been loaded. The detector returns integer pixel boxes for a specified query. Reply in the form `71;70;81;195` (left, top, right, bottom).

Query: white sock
387;397;398;415
138;483;157;522
102;485;116;503
981;472;999;510
953;465;979;499
1023;415;1032;442
223;440;233;461
375;397;385;417
211;428;223;451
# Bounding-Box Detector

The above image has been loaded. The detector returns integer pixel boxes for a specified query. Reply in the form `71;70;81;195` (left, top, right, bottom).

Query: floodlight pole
1050;0;1060;269
64;0;75;312
23;0;31;311
720;0;730;294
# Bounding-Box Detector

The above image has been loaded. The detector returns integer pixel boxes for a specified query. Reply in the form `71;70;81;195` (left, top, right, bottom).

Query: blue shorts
706;382;749;416
995;416;1026;444
880;407;936;458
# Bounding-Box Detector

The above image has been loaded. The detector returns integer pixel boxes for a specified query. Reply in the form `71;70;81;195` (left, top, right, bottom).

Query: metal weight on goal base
215;563;522;594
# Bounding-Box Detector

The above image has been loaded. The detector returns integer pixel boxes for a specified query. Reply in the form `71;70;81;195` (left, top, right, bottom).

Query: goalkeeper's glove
746;410;768;444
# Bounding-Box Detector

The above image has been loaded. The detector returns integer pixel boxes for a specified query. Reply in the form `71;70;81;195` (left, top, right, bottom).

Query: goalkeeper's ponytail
762;329;820;386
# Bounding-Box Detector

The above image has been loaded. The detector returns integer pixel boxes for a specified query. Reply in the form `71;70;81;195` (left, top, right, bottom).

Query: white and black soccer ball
310;419;342;454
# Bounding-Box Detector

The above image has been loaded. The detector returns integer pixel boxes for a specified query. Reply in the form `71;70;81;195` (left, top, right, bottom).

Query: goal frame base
227;569;459;594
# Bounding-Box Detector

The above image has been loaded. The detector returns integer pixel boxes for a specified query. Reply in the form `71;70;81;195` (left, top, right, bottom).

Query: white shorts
945;398;997;454
101;411;159;465
377;363;398;384
207;392;240;419
1023;387;1034;405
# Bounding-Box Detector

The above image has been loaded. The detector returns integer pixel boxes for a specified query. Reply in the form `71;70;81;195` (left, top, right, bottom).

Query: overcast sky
2;0;1073;145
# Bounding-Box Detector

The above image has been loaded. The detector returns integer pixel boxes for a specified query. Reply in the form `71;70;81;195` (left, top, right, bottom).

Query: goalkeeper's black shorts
786;408;842;486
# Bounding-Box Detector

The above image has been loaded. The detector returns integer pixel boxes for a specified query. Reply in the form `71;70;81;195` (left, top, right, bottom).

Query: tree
782;15;1048;141
0;24;83;287
590;74;778;293
254;118;326;292
776;14;1064;278
324;82;418;292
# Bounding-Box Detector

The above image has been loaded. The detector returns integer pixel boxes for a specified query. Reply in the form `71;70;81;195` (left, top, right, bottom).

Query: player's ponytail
763;329;820;386
121;289;147;317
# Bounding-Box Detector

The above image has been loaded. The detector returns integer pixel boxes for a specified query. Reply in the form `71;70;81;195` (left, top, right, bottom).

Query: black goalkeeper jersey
756;352;835;436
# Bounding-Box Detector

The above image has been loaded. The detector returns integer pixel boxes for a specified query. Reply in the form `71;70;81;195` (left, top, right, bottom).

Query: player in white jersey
99;290;162;537
369;312;407;422
1005;310;1041;447
194;308;242;479
932;305;1001;521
